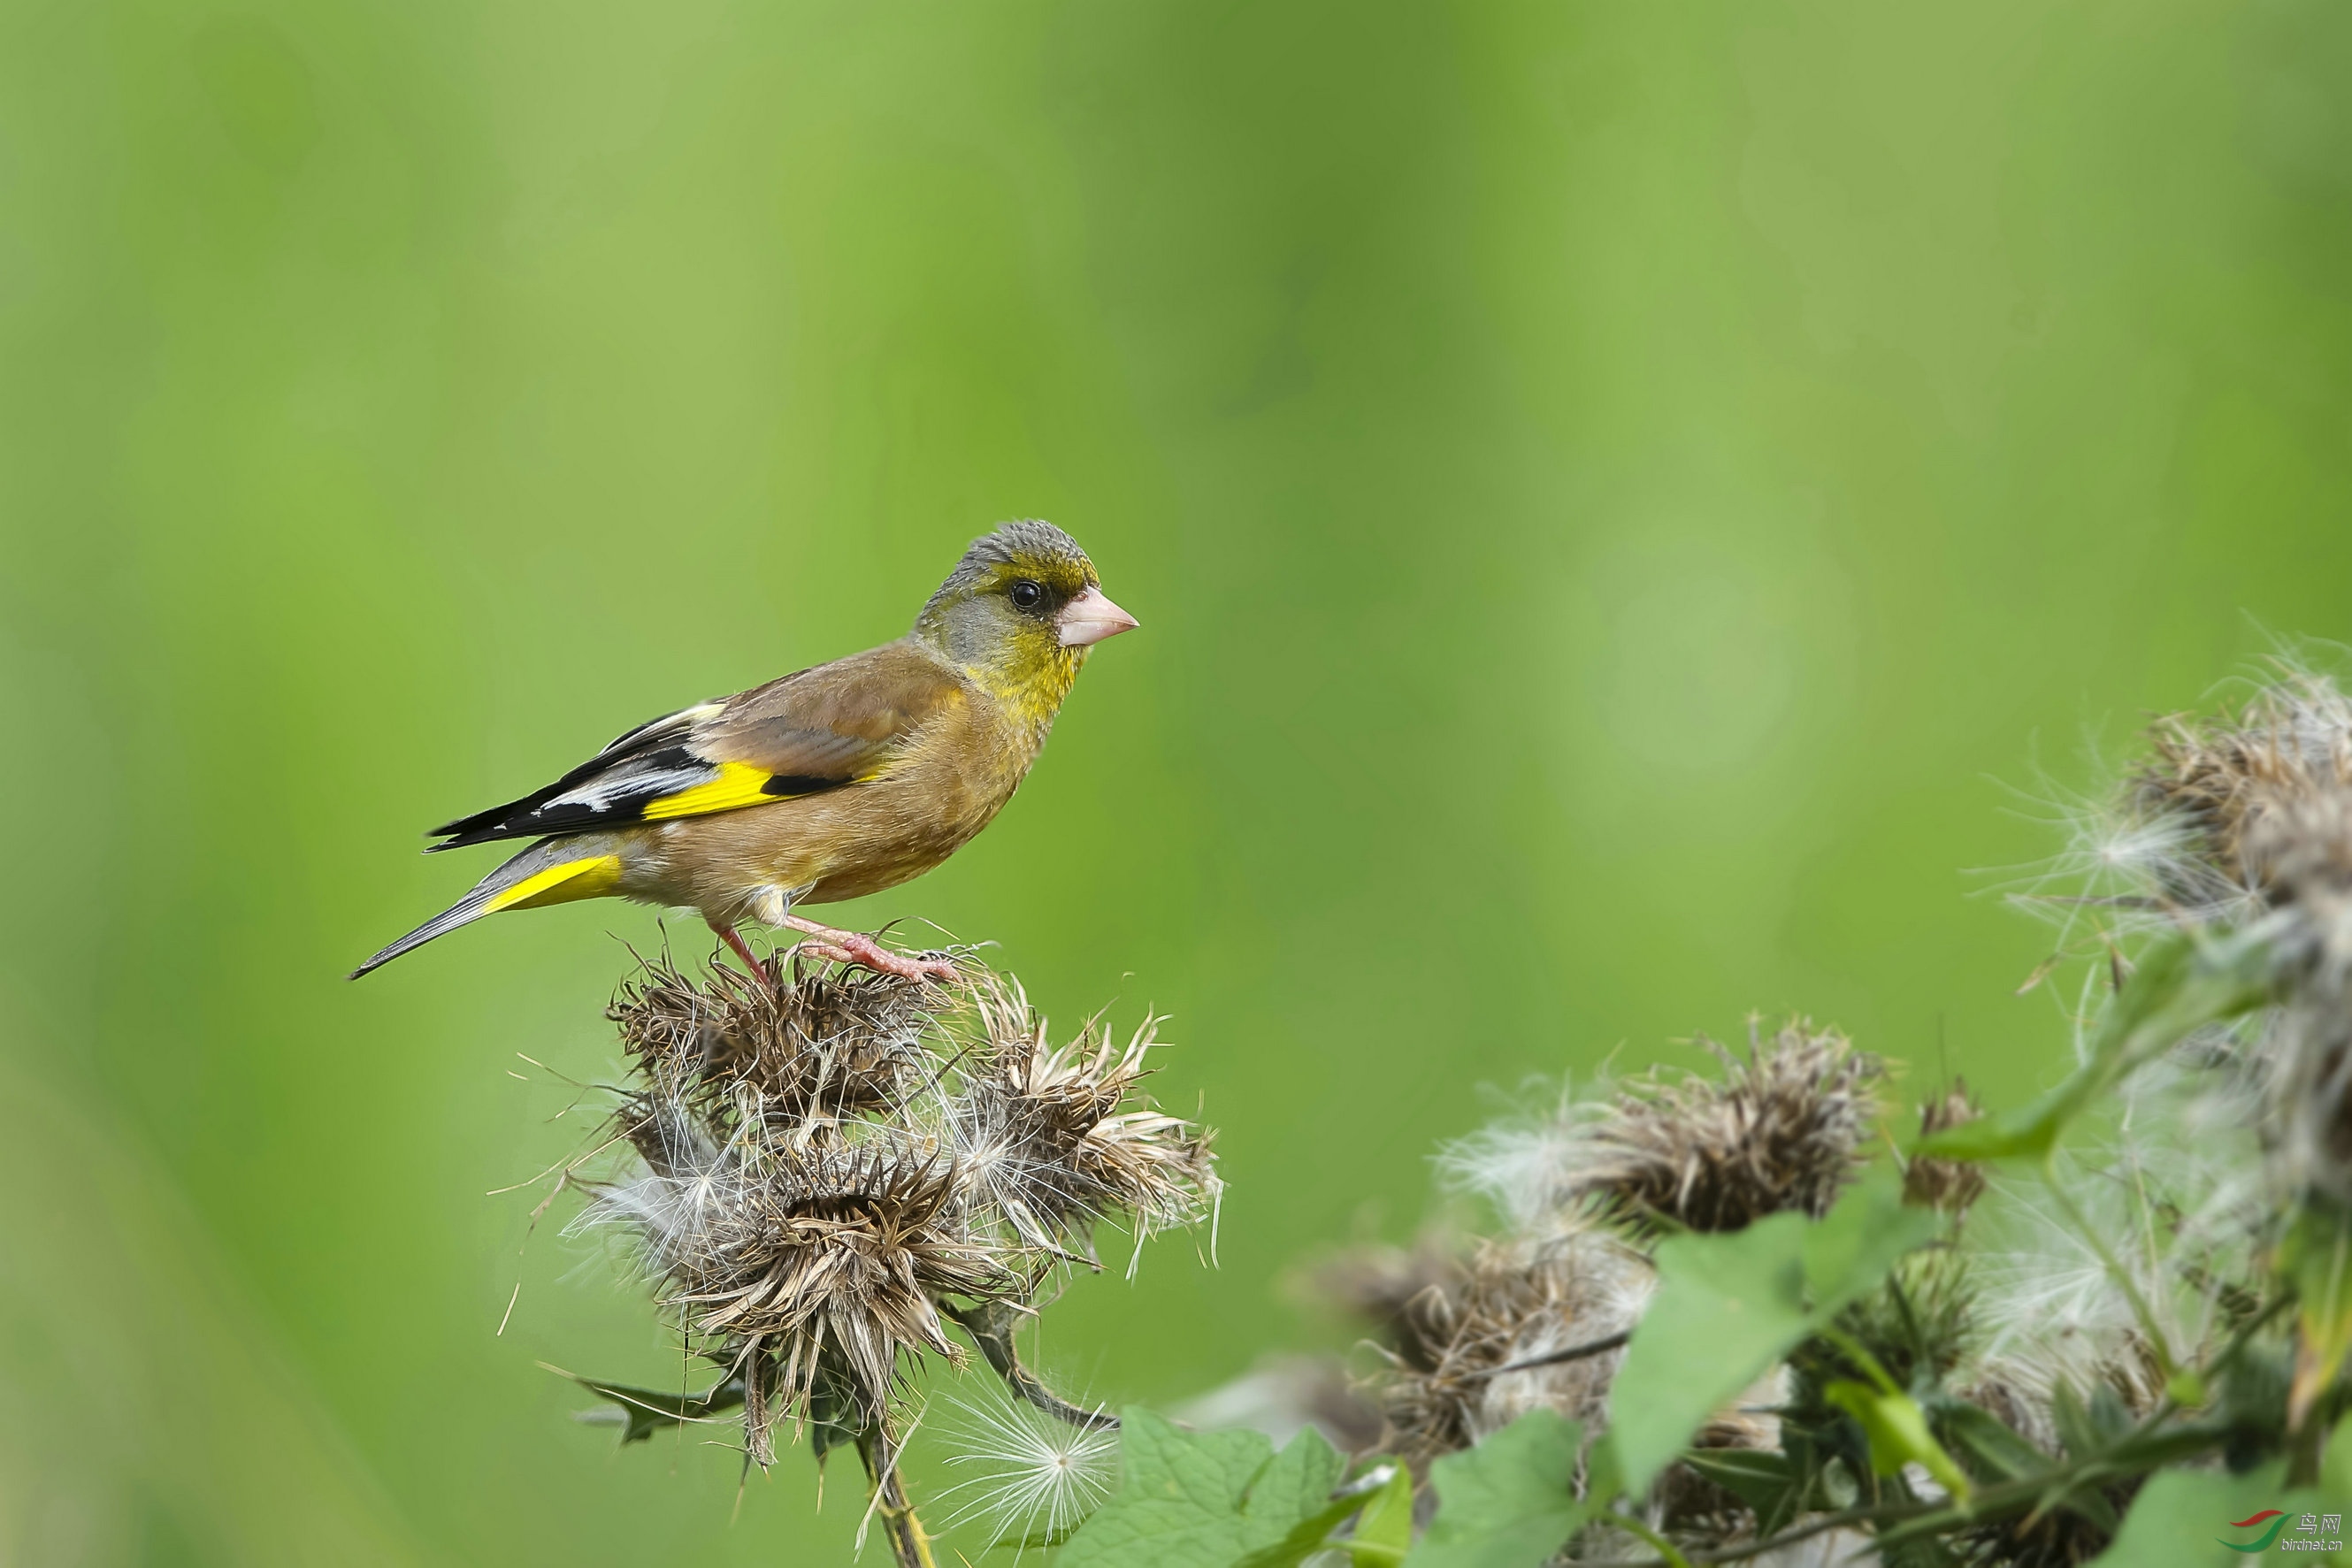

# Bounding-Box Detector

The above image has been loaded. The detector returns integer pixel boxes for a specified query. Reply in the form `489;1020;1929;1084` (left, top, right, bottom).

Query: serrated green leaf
1408;1411;1602;1568
2089;1412;2352;1564
1245;1425;1348;1528
1823;1381;1971;1501
1349;1465;1414;1567
1233;1430;1354;1568
1057;1410;1349;1568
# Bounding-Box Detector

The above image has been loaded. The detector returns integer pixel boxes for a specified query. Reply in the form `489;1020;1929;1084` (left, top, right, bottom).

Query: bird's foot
709;920;782;985
779;915;961;986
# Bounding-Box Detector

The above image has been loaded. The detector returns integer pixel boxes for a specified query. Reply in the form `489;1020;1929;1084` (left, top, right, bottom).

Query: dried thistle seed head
2127;670;2352;919
1905;1080;1988;1213
580;1130;1014;1452
609;949;937;1121
1445;1020;1884;1235
1374;1228;1652;1464
1173;1355;1387;1455
2069;671;2352;1201
949;975;1221;1265
575;948;1224;1465
1307;1236;1467;1372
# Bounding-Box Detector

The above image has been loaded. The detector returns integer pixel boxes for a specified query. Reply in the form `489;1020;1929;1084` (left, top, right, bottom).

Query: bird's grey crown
921;520;1089;615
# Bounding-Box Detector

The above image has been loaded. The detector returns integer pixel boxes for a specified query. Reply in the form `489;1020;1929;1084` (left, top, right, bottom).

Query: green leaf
1348;1465;1415;1567
1607;1212;1812;1494
1931;1401;2049;1485
1919;929;2271;1164
1936;1388;2120;1538
1233;1432;1358;1568
1057;1410;1349;1568
2325;1408;2352;1498
1245;1424;1349;1530
2089;1459;2303;1565
2088;1413;2352;1564
1236;1495;1367;1568
1802;1170;1945;1314
2283;1198;2352;1431
560;1372;746;1445
1612;1173;1946;1495
1409;1411;1605;1568
1678;1448;1802;1533
1822;1380;1972;1501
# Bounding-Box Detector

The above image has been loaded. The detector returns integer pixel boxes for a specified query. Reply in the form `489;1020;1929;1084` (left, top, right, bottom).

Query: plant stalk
857;1424;938;1568
942;1298;1118;1431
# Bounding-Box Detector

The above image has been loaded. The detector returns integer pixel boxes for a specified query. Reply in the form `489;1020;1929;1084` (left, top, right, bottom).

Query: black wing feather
426;702;721;849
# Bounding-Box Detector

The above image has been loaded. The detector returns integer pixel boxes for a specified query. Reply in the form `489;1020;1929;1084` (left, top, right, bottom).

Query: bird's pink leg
707;918;776;983
778;914;960;985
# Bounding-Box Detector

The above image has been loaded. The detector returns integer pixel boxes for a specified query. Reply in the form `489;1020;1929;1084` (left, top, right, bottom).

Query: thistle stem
1597;1411;2238;1566
857;1424;939;1568
941;1298;1118;1432
1598;1510;1694;1568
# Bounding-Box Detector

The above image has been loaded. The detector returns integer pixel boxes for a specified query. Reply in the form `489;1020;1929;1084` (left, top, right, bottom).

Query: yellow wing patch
640;761;779;822
488;853;624;913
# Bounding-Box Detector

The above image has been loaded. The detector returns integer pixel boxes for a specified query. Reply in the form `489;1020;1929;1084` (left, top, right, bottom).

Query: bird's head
913;521;1137;708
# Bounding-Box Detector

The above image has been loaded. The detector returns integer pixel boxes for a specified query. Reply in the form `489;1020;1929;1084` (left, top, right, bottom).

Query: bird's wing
427;641;963;849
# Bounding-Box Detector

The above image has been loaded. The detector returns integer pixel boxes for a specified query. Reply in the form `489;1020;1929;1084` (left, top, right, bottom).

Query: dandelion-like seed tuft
935;1392;1119;1557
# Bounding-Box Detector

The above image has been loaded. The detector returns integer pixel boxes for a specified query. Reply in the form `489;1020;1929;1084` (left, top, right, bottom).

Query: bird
352;520;1138;983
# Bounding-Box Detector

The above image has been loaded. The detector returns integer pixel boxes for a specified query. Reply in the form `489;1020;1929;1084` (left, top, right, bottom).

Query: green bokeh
4;0;2349;1561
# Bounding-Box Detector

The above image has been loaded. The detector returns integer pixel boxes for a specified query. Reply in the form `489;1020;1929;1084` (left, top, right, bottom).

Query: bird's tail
350;838;625;979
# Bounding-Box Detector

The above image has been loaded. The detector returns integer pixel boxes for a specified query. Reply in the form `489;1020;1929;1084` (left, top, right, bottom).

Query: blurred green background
4;0;2350;1560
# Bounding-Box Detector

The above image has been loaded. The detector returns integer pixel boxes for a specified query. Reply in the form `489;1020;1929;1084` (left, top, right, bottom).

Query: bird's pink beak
1058;586;1139;647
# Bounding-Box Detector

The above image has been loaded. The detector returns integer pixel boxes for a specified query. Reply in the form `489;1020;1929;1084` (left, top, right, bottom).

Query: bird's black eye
1008;579;1045;611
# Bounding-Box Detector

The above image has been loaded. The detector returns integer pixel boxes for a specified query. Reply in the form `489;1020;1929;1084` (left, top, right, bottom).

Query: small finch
353;521;1137;983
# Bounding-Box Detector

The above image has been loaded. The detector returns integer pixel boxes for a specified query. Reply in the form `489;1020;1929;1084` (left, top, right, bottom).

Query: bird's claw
789;930;961;987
